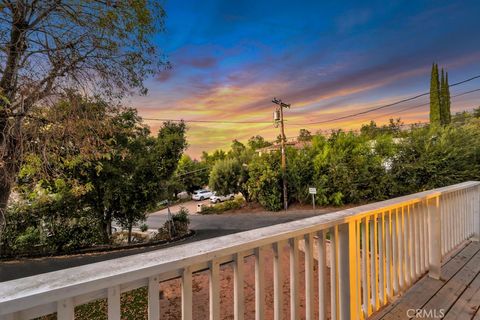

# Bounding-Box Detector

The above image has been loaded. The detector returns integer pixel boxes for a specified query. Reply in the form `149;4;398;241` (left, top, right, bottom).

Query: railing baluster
330;226;338;320
255;247;265;320
428;197;441;279
414;203;421;277
289;237;299;319
474;185;480;241
304;233;315;320
423;201;430;271
234;252;245;320
108;285;121;320
272;242;283;320
182;267;193;320
385;210;392;299
338;224;351;320
398;207;404;291
419;203;426;273
57;298;74;320
317;230;327;320
350;221;363;319
370;215;379;310
361;218;368;315
355;220;364;320
408;205;415;283
404;206;411;287
378;212;386;306
392;209;399;295
209;260;220;320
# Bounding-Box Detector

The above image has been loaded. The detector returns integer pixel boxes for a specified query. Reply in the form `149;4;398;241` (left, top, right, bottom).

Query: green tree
443;72;452;124
174;155;209;193
248;135;272;150
430;63;441;125
246;154;283;211
228;140;246;158
97;120;187;243
209;158;242;196
298;129;313;142
0;0;167;229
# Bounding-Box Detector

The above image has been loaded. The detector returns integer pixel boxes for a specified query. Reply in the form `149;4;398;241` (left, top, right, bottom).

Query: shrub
140;223;149;232
201;197;245;214
246;154;283;211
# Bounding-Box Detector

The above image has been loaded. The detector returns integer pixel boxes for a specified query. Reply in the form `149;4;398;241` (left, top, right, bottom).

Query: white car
210;193;235;204
192;189;213;201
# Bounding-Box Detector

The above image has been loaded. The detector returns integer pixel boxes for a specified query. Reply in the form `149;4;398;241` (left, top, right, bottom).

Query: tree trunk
0;118;23;246
127;224;133;244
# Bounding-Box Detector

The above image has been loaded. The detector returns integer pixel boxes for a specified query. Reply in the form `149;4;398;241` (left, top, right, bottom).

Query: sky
131;0;480;158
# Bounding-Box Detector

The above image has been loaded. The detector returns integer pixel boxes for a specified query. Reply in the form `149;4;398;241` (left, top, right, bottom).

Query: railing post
338;223;351;320
427;196;442;280
473;186;480;241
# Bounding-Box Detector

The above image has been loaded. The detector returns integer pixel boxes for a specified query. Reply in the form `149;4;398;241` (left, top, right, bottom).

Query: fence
0;181;479;320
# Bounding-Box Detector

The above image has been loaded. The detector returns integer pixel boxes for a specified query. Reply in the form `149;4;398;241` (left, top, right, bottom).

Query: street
1;200;337;282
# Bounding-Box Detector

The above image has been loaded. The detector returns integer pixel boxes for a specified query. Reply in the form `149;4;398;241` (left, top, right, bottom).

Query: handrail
1;181;479;319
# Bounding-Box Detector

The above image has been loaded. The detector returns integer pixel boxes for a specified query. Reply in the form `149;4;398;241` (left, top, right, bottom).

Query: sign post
309;187;317;210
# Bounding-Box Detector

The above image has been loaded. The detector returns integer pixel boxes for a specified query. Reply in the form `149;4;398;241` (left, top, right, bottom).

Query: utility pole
272;97;290;211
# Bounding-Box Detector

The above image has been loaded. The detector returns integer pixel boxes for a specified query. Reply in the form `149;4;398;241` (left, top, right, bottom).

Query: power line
300;74;480;125
142;118;273;124
140;73;480;126
374;87;480;119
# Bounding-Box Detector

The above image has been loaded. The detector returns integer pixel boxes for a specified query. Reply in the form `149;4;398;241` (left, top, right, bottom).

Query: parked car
210;193;235;204
192;189;213;201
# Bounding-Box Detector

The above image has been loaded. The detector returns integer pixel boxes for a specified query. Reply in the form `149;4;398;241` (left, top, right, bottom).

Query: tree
174;155;209;193
228;139;246;158
209;158;242;196
430;63;441;125
298;129;312;142
0;0;167;231
443;72;452;124
248;135;272;150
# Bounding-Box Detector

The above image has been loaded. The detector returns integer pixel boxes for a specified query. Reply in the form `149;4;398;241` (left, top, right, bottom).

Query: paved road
1;204;336;282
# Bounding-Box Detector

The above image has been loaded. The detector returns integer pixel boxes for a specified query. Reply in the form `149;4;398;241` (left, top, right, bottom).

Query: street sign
309;187;317;194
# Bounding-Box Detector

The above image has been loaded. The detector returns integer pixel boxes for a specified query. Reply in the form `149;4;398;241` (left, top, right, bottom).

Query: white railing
0;181;479;320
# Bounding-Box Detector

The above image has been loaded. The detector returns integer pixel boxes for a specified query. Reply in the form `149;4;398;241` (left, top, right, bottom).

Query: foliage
286;147;314;204
200;197;245;214
298;129;313;142
209;158;243;196
430;63;441;125
140;224;149;232
246;154;283;211
173;155;209;193
390;120;480;196
311;131;395;206
0;0;168;224
173;207;190;224
248;135;272;150
360;119;404;139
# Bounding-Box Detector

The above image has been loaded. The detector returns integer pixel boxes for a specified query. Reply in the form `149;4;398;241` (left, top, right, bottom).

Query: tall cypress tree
430;63;441;125
444;72;451;124
440;68;447;124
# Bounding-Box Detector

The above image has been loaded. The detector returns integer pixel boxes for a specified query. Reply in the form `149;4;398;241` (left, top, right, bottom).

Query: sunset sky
131;0;480;157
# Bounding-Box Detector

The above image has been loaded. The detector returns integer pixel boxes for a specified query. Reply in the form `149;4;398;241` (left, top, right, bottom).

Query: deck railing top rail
1;180;479;318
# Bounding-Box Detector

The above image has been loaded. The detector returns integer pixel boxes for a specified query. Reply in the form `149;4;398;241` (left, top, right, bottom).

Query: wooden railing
1;181;479;320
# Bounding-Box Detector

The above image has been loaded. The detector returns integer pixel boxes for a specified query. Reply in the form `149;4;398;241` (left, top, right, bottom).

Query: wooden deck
370;241;480;320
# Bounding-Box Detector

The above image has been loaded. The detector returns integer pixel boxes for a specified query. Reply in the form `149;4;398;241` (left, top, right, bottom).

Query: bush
13;226;42;253
172;207;190;223
201;197;245;214
140;223;149;232
246;154;283;211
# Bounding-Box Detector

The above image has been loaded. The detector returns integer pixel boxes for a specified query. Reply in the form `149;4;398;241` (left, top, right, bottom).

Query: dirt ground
156;246;332;319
